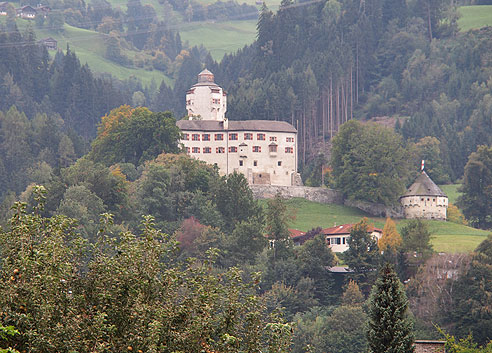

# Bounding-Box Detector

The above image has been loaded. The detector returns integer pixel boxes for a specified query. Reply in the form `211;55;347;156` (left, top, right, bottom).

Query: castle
177;69;299;186
400;171;448;220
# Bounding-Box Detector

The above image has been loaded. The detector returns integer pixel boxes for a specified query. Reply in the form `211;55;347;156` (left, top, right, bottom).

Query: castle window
278;161;282;166
257;133;265;141
212;98;220;104
229;146;237;153
239;160;243;166
285;147;294;153
229;133;238;140
192;147;200;153
203;147;212;153
183;133;189;141
254;160;258;166
253;146;261;152
269;145;277;153
216;147;225;153
215;134;224;141
244;133;253;140
270;136;277;142
186;147;190;153
286;137;295;143
192;134;200;141
202;134;210;141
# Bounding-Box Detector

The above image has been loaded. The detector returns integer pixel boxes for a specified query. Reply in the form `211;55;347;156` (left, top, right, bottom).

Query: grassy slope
440;184;461;204
283;198;490;254
180;20;257;60
1;17;172;86
458;5;492;31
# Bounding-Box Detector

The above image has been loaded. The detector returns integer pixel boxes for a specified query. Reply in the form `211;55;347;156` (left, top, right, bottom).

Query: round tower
400;171;448;220
186;69;227;121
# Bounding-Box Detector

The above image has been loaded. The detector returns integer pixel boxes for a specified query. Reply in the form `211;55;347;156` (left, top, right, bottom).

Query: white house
290;224;383;253
400;171;448;220
178;69;299;186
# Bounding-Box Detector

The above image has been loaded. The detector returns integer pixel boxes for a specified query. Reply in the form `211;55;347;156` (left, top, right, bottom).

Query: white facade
325;230;382;253
177;120;298;186
186;69;227;121
178;69;298;186
401;195;448;220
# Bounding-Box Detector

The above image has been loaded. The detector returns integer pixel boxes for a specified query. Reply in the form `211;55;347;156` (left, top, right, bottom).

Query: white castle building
177;69;299;186
399;171;448;220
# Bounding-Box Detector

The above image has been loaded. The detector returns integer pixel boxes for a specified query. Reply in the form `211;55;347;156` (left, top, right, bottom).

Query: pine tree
367;263;415;353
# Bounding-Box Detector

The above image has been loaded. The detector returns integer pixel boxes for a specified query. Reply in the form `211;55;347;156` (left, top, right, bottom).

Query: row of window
186;146;294;154
326;237;347;246
183;133;295;142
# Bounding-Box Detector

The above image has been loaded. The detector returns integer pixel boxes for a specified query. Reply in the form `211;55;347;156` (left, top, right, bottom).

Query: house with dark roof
39;37;57;50
178;69;299;186
290;224;382;252
17;5;37;18
400;171;448;220
0;2;9;15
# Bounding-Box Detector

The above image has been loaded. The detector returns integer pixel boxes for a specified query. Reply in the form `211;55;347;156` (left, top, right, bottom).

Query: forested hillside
194;0;492;183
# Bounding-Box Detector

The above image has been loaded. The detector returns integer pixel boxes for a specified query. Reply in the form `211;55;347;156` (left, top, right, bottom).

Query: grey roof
199;68;213;76
177;119;297;133
401;171;447;198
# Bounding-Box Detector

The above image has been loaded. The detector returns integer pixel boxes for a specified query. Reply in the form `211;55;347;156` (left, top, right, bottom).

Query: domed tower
185;69;227;121
400;171;448;220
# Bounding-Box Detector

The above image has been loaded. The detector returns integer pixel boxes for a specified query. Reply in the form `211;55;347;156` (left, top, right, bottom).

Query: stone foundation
250;185;344;204
414;340;446;353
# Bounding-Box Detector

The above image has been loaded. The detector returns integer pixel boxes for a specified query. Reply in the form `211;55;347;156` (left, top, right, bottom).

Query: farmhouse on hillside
16;5;36;18
0;2;8;15
290;224;383;252
39;37;57;50
400;171;448;220
177;69;300;186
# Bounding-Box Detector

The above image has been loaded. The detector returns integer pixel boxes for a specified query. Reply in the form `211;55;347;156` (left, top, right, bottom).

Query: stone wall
344;199;404;218
250;185;406;219
250;185;344;204
414;341;446;353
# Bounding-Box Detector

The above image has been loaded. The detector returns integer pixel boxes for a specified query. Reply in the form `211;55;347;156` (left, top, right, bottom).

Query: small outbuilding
0;2;9;15
39;37;57;50
400;171;448;220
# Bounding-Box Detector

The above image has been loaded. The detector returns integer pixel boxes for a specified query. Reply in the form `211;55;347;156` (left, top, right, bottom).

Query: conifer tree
367;263;415;353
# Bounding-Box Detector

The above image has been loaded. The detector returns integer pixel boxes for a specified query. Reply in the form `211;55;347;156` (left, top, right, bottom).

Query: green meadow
0;17;172;86
459;5;492;31
180;20;257;60
282;198;490;254
440;184;462;205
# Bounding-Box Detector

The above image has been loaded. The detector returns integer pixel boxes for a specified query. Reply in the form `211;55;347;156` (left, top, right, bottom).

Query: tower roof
402;171;447;198
197;69;215;83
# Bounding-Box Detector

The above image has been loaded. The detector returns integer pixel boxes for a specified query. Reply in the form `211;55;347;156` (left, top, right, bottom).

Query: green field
283;198;490;254
0;17;172;86
439;184;462;204
459;5;492;31
180;20;257;60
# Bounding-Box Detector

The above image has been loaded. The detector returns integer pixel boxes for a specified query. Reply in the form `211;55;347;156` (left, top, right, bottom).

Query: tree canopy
89;105;181;166
457;145;492;229
331;120;411;205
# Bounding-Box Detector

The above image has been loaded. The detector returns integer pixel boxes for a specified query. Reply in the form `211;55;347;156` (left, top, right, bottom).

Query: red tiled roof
321;224;382;236
289;229;306;238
